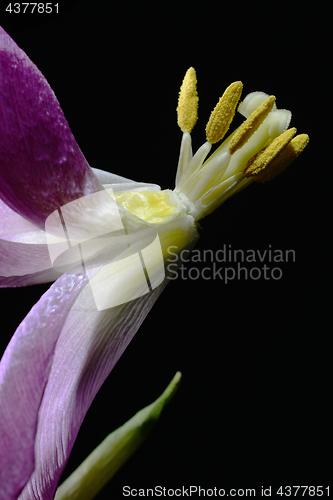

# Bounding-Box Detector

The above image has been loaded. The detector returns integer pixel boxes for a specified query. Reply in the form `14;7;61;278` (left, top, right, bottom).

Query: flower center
113;190;182;224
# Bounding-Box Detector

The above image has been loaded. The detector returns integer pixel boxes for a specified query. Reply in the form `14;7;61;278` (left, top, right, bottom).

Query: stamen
177;67;198;133
252;134;309;182
243;127;297;177
175;131;192;184
228;95;276;155
185;150;231;203
205;82;243;144
176;141;212;190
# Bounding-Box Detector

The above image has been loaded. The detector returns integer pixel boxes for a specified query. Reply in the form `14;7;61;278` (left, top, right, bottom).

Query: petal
0;198;57;283
92;168;162;194
0;236;51;276
91;167;138;185
16;271;167;499
0;27;102;229
0;269;60;288
0;272;88;500
0;168;162;285
0;198;46;244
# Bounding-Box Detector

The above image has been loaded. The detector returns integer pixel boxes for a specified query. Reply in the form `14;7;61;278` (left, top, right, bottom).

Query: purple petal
0;268;167;499
0;272;88;500
0;27;102;229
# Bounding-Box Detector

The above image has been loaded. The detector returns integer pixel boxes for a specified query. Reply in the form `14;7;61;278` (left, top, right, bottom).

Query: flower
0;27;308;500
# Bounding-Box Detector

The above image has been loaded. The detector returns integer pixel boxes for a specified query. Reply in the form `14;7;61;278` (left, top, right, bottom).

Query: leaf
54;372;182;500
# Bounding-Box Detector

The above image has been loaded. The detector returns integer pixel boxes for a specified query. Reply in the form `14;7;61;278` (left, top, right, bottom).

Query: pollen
243;127;297;178
251;134;309;182
228;95;276;155
177;67;199;133
205;81;243;144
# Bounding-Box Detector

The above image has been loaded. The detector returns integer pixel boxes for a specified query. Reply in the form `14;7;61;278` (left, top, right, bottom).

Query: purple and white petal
0;236;59;285
0;272;88;500
0;170;161;284
0;27;103;229
0;269;61;288
92;168;162;194
0;263;167;499
0;199;46;244
0;198;57;284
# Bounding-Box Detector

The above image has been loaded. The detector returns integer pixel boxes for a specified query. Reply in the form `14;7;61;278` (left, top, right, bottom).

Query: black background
0;1;331;498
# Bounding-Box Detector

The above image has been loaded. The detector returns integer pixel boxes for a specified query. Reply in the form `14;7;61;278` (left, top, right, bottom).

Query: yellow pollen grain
177;67;198;133
243;127;297;177
228;95;276;155
205;81;243;144
252;134;309;182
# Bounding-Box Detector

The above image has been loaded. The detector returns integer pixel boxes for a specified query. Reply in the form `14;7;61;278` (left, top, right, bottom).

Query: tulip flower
0;26;308;500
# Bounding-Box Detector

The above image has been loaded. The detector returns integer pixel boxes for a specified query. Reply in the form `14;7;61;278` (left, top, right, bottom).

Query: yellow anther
252;134;309;182
243;127;297;177
177;67;198;133
205;81;243;144
228;95;276;155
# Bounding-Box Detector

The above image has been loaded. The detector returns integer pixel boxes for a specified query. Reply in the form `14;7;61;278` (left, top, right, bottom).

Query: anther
205;81;243;144
177;67;199;133
228;95;276;155
252;134;309;182
243;127;297;177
